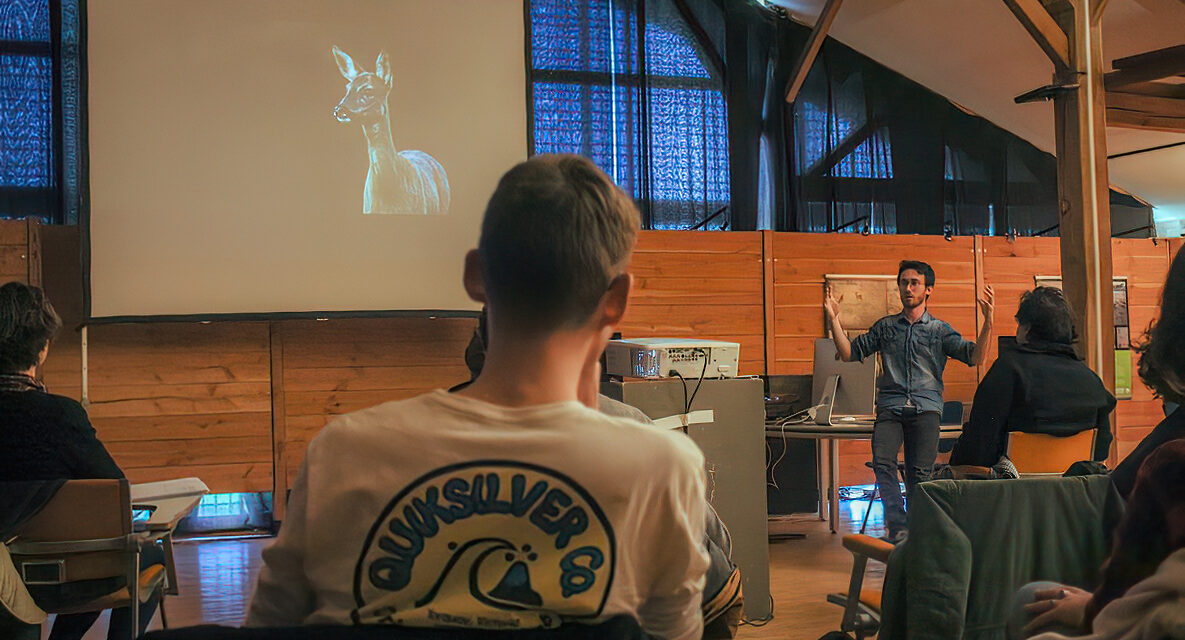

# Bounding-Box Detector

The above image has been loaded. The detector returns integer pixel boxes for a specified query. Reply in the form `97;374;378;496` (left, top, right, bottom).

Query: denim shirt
850;311;976;414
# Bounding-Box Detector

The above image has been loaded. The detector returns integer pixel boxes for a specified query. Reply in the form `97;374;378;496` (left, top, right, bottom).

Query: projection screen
87;0;526;318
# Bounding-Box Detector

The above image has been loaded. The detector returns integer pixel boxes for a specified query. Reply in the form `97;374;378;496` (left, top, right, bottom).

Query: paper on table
130;478;209;502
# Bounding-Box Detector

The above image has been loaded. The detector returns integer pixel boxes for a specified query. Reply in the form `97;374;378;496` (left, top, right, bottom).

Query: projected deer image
332;46;450;215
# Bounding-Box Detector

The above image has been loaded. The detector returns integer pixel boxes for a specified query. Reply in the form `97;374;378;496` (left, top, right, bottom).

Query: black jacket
949;339;1116;467
1110;405;1185;499
0;389;124;482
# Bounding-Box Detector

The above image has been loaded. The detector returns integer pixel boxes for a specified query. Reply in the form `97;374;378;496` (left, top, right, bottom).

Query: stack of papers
130;478;209;502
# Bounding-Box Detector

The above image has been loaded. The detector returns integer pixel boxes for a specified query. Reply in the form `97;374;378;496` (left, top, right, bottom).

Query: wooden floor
45;500;887;640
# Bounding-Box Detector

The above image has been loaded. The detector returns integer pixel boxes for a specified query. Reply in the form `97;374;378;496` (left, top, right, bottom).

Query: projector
604;338;740;379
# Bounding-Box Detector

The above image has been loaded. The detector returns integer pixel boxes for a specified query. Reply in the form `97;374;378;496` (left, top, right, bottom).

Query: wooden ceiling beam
1090;0;1111;25
1106;108;1185;133
784;0;845;104
1109;81;1185;100
1002;0;1071;69
1105;44;1185;89
1106;91;1185;118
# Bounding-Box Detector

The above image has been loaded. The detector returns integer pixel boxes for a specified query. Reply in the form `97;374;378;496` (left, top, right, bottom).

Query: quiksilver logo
352;461;615;629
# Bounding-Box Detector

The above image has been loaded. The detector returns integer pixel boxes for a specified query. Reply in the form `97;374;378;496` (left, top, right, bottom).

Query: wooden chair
6;479;167;640
1007;430;1095;475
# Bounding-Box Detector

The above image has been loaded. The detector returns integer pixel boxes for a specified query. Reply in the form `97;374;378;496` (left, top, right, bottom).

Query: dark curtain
704;3;1150;236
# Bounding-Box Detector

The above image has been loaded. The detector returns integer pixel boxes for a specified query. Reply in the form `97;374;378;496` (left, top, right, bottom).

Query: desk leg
816;439;826;522
162;532;179;596
828;438;839;534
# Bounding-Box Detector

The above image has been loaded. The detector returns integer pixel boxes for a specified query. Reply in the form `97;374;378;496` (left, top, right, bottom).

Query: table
133;493;204;596
764;422;962;534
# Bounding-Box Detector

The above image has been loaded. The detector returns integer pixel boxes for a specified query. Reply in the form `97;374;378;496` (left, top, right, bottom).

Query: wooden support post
973;235;988;382
784;0;844;104
762;230;776;376
1051;0;1114;390
269;323;288;522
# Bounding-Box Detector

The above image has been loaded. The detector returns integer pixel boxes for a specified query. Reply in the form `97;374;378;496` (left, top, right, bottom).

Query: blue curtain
530;0;730;230
1;0;82;224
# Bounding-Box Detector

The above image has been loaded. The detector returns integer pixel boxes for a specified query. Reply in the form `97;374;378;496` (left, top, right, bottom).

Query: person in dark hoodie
949;286;1116;468
0;282;162;640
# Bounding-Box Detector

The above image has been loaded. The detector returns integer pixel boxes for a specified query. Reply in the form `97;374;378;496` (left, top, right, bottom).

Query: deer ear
375;51;392;87
332;45;358;80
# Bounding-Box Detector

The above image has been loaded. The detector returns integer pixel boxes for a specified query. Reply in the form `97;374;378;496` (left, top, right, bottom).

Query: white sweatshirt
247;390;710;640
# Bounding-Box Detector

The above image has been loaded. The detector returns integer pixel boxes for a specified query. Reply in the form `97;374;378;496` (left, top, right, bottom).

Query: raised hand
824;284;842;319
978;284;995;325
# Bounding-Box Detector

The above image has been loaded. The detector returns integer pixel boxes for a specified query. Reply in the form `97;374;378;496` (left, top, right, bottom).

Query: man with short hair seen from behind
246;155;710;639
824;261;994;543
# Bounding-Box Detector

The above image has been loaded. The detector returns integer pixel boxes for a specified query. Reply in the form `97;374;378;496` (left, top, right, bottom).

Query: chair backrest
8;479;131;585
940;401;965;426
877;475;1124;640
1007;431;1094;474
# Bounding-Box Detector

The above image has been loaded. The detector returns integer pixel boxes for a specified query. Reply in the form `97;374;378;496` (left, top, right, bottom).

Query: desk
765;422;962;534
133;493;204;596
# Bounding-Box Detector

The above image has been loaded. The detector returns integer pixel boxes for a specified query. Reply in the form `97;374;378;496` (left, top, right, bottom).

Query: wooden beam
1053;0;1114;391
1105;45;1185;89
671;0;725;81
807;119;880;176
1002;0;1071;69
1107;92;1185;118
1090;0;1111;24
784;0;844;104
1106;108;1185;133
269;323;287;522
1110;81;1185;100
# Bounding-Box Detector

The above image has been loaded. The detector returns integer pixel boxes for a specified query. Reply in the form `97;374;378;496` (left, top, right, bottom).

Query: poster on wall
1034;276;1132;399
823;275;901;336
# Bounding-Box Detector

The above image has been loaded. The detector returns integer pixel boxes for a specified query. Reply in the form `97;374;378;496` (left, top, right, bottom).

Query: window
1;0;82;223
529;0;730;230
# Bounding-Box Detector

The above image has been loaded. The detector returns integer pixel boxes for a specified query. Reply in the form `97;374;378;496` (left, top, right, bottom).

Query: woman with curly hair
1110;249;1185;499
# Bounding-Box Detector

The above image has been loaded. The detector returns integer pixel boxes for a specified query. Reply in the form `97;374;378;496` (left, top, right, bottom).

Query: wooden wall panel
278;317;475;485
84;322;273;494
17;229;1179;501
770;233;979;485
0;220;29;284
622;231;766;375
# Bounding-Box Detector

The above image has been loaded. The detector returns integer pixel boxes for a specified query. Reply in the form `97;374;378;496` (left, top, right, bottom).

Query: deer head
332;46;392;124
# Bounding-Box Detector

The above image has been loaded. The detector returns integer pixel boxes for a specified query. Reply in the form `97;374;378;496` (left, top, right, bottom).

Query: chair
1007;430;1094;475
829;475;1123;640
826;534;895;639
0;544;46;640
6;479;167;640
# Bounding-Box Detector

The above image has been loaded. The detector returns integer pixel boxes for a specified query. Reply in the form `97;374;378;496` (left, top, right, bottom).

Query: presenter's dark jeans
872;408;940;534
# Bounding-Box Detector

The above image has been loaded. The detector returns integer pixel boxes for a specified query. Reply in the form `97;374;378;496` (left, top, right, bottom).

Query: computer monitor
812;338;877;419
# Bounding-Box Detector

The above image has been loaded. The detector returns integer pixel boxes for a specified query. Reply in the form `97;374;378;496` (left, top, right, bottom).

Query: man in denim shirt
824;260;994;542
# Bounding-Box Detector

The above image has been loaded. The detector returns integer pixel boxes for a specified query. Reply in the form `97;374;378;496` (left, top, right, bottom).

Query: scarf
0;373;46;393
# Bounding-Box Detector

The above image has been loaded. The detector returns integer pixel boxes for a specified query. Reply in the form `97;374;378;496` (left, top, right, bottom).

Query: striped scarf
0;373;45;392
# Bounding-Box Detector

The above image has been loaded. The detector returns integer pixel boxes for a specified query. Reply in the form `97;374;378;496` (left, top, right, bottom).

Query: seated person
451;308;744;639
950;287;1115;468
1009;439;1185;639
1110;248;1185;499
0;282;162;640
246;155;711;639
